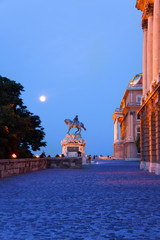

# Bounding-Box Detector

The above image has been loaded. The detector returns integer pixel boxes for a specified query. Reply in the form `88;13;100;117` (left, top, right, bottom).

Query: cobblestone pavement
1;160;160;240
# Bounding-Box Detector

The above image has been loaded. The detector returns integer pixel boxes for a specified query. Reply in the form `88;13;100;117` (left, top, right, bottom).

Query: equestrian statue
64;115;86;135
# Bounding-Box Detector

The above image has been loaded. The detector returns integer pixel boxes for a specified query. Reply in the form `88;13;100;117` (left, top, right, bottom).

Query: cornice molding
136;0;154;18
146;3;154;16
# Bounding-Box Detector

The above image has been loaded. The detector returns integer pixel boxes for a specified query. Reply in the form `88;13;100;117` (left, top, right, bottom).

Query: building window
137;113;140;120
136;95;142;104
135;126;140;153
136;126;140;137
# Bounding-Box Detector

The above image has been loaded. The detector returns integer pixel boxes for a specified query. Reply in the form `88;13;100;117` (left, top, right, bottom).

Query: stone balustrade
0;157;82;179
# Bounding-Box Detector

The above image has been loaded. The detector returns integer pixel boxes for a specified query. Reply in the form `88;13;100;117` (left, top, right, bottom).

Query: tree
0;76;46;159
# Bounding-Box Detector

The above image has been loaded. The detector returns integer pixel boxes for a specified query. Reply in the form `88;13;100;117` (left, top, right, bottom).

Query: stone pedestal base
61;134;86;157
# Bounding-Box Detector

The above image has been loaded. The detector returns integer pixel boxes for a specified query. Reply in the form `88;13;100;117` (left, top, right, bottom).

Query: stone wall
139;86;160;174
0;157;82;179
0;158;47;179
48;157;82;169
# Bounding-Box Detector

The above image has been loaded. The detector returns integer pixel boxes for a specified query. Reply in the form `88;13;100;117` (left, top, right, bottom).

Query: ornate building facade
113;74;142;160
136;0;160;174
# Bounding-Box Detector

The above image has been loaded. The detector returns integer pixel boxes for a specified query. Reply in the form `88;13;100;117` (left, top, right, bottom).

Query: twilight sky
0;0;143;156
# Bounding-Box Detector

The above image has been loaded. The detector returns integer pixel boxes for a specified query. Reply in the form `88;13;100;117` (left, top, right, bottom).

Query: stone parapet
0;158;47;179
0;157;83;179
47;157;82;169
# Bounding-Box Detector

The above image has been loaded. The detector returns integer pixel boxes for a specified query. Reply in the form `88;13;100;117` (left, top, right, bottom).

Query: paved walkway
0;160;160;240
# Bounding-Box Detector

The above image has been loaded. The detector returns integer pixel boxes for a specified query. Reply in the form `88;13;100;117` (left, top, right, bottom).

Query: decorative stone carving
141;19;148;30
146;3;154;16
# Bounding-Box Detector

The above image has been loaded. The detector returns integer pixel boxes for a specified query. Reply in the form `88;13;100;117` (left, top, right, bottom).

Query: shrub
40;151;46;158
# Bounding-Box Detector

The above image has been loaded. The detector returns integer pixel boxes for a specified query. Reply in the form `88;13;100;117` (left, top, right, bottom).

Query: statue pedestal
61;134;86;157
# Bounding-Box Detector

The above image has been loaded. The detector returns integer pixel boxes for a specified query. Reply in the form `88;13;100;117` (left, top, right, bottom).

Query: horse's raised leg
75;127;80;135
67;127;71;134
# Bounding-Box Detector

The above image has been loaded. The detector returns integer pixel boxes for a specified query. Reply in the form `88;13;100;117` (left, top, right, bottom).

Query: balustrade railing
115;108;124;112
127;102;141;106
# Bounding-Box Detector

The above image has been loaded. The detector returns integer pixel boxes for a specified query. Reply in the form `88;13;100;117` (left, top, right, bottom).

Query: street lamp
12;153;17;158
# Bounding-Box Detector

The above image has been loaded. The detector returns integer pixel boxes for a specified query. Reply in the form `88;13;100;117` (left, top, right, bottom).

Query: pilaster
148;101;156;172
130;112;134;141
142;19;148;98
144;106;150;168
146;4;154;92
114;118;119;143
140;110;145;163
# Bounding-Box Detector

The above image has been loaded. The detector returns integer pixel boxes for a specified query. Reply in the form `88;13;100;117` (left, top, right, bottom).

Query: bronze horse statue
64;119;86;134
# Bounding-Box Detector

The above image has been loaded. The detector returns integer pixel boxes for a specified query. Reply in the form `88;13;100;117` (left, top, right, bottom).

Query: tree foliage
0;76;46;158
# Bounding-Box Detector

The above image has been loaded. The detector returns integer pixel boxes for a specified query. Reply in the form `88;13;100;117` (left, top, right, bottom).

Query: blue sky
0;0;143;156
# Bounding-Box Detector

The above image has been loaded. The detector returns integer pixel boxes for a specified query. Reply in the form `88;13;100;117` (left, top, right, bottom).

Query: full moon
39;96;46;102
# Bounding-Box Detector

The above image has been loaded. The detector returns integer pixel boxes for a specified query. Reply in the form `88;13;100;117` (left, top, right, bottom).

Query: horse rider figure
73;115;79;125
64;116;86;134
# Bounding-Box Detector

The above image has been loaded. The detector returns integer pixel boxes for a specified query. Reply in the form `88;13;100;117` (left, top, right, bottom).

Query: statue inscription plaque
67;147;79;152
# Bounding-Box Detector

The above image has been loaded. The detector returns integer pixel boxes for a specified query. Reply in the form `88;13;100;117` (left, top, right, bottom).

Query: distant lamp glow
39;96;46;102
35;155;39;158
12;153;17;159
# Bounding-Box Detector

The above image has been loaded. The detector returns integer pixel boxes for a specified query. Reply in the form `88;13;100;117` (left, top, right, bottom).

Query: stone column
142;19;148;98
114;118;119;142
153;0;160;83
146;4;154;92
130;112;134;140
